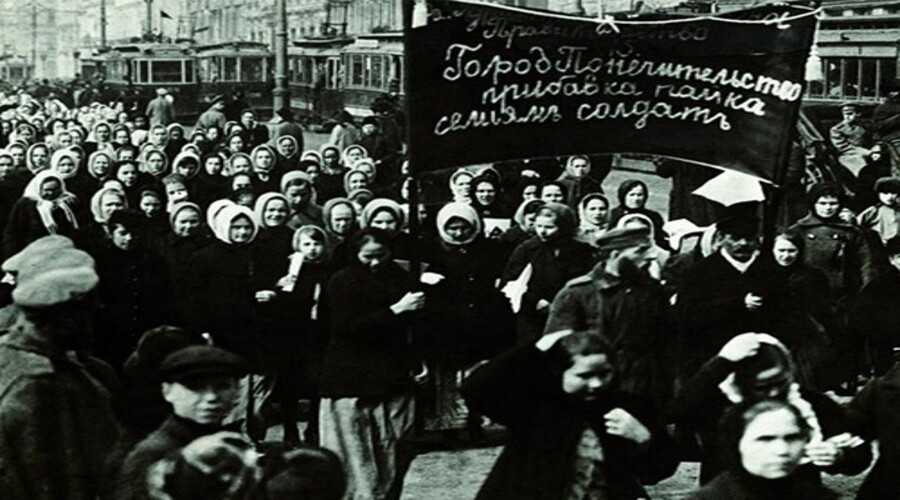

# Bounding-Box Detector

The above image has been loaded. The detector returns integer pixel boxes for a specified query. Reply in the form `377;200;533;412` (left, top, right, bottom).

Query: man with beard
0;236;121;499
677;212;779;378
544;226;673;406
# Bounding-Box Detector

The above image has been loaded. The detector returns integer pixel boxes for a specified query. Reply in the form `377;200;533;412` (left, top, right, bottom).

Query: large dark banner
405;0;818;182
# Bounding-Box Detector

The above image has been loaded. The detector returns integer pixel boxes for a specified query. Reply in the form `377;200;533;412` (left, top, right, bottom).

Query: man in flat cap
194;94;227;133
0;236;121;499
676;211;779;378
831;101;873;177
115;345;244;500
544;226;673;405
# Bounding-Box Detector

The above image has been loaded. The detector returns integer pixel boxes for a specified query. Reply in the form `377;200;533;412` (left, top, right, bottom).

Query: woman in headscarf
250;144;280;194
275;135;301;172
193;152;229;211
78;185;128;257
220;130;246;158
87;150;114;186
321;197;358;269
226;152;253;177
156;202;211;326
448;168;474;203
316;144;349;203
609;179;668;249
282;171;323;229
499;199;544;259
254;192;294;266
271;225;338;445
342;144;368;169
468;172;512;225
112;124;131;148
164;124;188;159
419;202;515;438
3;170;80;258
576;193;609;247
25;142;50;174
615;213;670;281
319;227;423;500
556;155;603;209
0;150;26;235
360;197;417;262
140;148;169;182
343;169;371;197
112;160;143;208
8;142;27;173
85;121;113;156
501;202;595;344
170;151;201;195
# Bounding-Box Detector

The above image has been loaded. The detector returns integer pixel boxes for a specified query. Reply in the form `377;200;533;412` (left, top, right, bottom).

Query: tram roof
194;41;271;56
100;43;193;58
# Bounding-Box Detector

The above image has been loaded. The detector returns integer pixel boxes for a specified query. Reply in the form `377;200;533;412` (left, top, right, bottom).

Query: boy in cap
0;237;121;499
544;226;673;406
115;345;244;500
677;210;781;378
830;101;872;176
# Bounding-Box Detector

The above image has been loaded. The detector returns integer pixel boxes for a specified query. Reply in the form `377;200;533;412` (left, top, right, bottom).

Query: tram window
861;59;877;99
303;58;314;85
371;55;384;89
223;57;238;81
350;54;364;87
151;60;184;83
241;57;264;82
184;60;194;83
198;58;210;82
137;61;150;83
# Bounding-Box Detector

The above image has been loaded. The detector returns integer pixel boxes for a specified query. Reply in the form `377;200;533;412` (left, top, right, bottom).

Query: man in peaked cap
194;94;228;133
831;101;873;177
116;345;245;500
544;226;674;405
676;209;781;378
0;236;121;499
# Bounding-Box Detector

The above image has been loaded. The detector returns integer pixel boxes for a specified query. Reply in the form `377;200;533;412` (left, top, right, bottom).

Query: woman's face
567;158;590;179
453;175;473;198
231;157;252;175
0;156;13;178
278;138;297;157
173;208;201;237
206;127;220;142
229;216;254;244
96;125;111;142
541;185;564;204
140;195;162;217
321;148;339;167
286;183;312;209
370;210;398;233
205;157;224;176
355;162;376;179
57;132;73;148
228;135;245;153
306;164;321;184
166;183;188;203
330;204;355;236
232;175;252;192
624;184;647;209
583;199;608;226
18;127;34;143
298;233;326;261
40;178;62;200
263;198;289;227
814;195;841;219
56;157;76;176
176;160;199;179
562;353;614;400
169;127;184;141
147;153;166;175
357;240;390;270
30;147;48;169
118;148;136;162
444;218;474;243
100;192;125;220
111;225;134;251
522;184;538;202
91;155;110;177
347;171;369;192
9;146;25;167
475;181;496;206
114;129;129;145
117;164;138;186
739;409;807;480
150;126;167;145
523;212;538;232
773;237;799;268
70;132;84;146
346;147;364;164
254;150;274;173
533;213;560;241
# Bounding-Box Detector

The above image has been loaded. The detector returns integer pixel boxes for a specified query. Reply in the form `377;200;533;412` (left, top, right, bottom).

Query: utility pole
100;0;107;49
272;0;289;115
31;3;37;78
145;0;154;38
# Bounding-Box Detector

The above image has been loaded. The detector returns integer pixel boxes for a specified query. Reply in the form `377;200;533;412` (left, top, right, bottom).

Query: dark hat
840;101;861;110
717;214;761;239
210;94;226;106
12;247;98;308
596;225;651;251
276;107;294;121
875;177;900;194
361;115;379;128
107;208;145;232
124;326;203;376
159;345;245;382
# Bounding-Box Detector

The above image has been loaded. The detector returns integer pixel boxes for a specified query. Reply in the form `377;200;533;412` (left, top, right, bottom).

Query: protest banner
405;0;818;182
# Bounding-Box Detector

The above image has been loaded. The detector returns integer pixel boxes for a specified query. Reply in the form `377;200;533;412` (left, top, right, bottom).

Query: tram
288;37;352;123
89;42;198;121
195;41;273;115
0;56;32;86
341;32;404;116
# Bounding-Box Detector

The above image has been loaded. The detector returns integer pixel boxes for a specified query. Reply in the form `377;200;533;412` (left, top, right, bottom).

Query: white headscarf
212;204;258;244
22;171;79;233
437;202;482;246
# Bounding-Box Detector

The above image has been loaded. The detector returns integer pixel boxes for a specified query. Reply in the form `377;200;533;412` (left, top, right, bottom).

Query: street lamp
272;0;290;116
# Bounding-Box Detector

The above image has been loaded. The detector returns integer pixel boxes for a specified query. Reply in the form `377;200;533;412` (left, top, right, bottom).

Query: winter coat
2;196;79;258
319;260;419;398
461;345;679;500
545;265;674;405
0;330;121;500
847;363;900;500
689;470;837;500
155;233;212;327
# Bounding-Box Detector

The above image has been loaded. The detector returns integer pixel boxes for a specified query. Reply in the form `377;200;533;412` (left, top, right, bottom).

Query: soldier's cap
840;101;861;111
875;176;900;194
2;235;76;275
159;345;245;382
12;247;98;308
716;214;761;239
596;226;651;251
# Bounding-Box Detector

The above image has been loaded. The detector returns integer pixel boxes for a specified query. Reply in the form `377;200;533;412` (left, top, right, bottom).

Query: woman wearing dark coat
318;228;424;500
461;331;678;500
501;202;595;344
2;170;80;259
155;203;211;327
608;179;668;249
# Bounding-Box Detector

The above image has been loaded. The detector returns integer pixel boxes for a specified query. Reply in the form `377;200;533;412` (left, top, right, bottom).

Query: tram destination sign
405;0;818;182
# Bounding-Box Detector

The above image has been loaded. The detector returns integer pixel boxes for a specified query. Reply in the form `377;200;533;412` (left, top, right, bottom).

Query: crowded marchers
2;89;900;500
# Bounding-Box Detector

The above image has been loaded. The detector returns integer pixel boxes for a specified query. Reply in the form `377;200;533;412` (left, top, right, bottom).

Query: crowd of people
2;86;900;500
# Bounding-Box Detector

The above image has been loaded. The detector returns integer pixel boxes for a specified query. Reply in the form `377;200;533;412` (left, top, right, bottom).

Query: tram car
86;42;198;121
0;56;32;86
288;37;352;123
195;41;273;117
340;32;404;117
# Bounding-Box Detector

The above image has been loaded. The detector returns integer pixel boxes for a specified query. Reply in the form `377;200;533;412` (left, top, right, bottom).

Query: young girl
462;330;678;500
857;176;900;244
609;179;668;249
